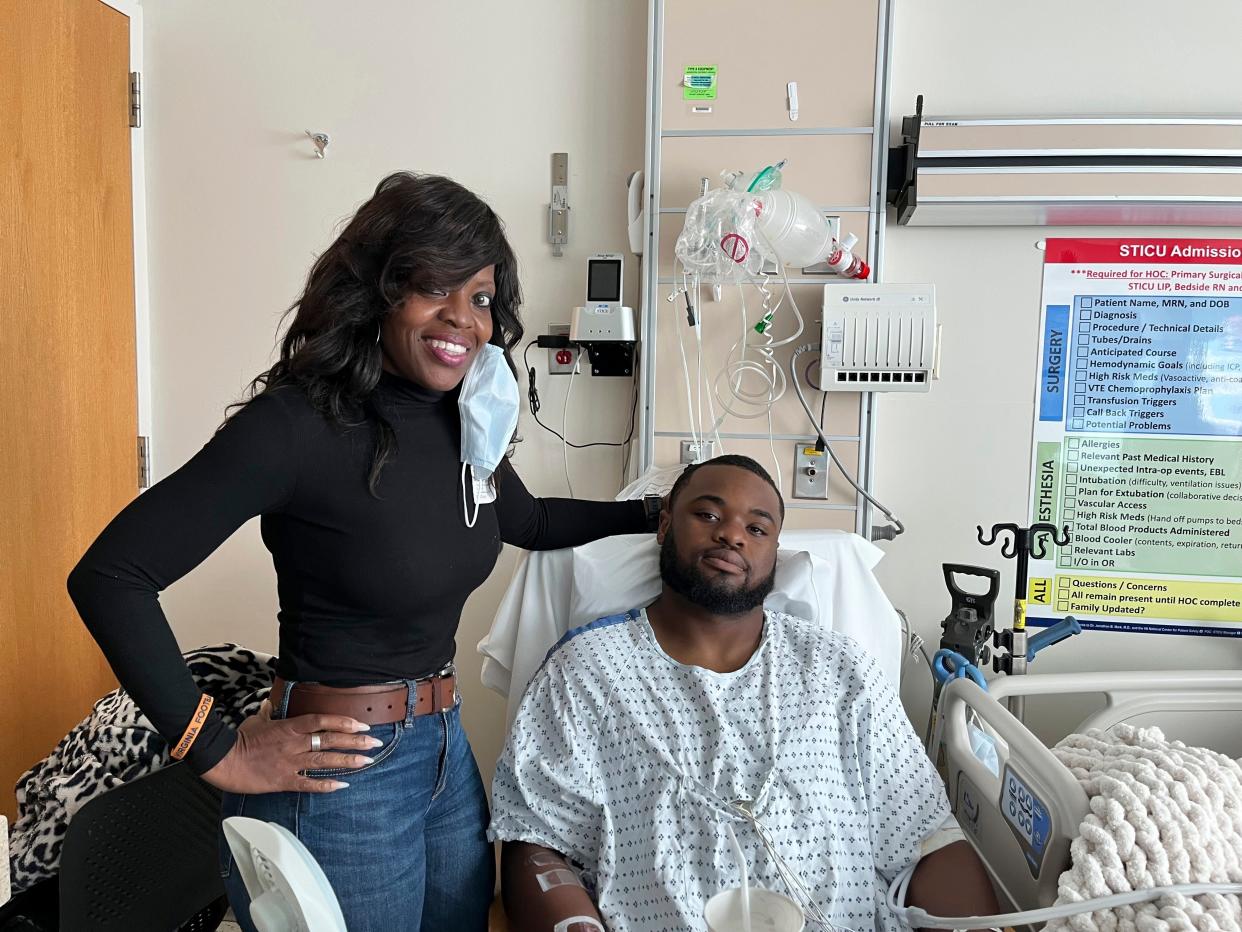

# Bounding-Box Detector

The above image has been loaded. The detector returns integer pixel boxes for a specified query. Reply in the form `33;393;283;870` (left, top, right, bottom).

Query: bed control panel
1002;766;1052;878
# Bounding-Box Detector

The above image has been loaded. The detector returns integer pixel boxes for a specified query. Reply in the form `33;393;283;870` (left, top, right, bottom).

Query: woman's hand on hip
201;702;379;794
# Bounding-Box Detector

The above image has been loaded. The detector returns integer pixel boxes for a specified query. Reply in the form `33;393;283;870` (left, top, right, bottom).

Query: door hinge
129;71;142;128
137;435;151;489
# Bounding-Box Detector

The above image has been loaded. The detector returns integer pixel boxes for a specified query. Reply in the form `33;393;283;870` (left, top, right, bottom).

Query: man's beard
659;527;776;616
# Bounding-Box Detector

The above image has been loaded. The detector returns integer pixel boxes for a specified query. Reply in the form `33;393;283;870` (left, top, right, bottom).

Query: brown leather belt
271;671;457;726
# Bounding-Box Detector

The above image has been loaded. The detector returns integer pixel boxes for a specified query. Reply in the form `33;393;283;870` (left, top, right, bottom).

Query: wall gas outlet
793;443;829;499
680;439;716;464
547;324;579;374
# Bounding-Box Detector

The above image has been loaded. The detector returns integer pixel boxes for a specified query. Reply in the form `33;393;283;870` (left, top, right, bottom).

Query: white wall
142;0;647;788
880;0;1242;742
142;0;1242;784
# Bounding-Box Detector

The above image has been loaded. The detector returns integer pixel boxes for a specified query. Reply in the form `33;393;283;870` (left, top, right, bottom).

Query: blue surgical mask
458;343;520;527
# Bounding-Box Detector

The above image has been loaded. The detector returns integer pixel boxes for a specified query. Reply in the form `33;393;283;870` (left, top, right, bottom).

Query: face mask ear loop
461;463;481;528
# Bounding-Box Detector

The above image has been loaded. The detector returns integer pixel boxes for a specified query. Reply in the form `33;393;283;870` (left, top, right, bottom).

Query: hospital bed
478;529;905;718
482;531;1242;928
931;669;1242;921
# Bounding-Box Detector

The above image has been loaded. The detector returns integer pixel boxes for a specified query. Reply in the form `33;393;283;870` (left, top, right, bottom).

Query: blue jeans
219;682;494;932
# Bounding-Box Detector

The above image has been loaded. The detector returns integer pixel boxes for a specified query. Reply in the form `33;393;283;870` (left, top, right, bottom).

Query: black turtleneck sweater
67;373;647;774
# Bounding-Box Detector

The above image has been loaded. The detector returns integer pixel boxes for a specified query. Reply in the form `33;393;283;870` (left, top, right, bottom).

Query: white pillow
480;530;902;722
566;531;898;675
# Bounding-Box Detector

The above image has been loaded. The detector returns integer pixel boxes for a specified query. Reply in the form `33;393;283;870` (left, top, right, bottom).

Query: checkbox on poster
1076;359;1088;371
1077;335;1090;347
1073;406;1085;417
1079;308;1092;320
1064;508;1076;520
1068;449;1079;461
1074;394;1086;405
1072;418;1085;429
1081;298;1094;309
1065;493;1076;507
1075;381;1087;393
1068;437;1081;448
1066;473;1077;484
1078;321;1092;333
1056;599;1069;612
1067;461;1078;473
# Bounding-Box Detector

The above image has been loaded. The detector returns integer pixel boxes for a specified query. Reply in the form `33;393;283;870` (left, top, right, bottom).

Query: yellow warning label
1050;575;1242;624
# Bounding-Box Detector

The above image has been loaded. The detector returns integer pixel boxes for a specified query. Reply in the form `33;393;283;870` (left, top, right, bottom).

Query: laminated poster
1028;238;1242;636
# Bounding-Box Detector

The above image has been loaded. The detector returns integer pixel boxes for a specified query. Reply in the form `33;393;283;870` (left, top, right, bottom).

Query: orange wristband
170;693;215;760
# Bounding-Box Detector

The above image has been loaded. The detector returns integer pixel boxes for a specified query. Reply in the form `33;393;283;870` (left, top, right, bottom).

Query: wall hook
305;131;330;159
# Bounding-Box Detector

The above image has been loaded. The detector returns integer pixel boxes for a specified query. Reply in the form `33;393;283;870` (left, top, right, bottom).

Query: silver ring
310;733;322;753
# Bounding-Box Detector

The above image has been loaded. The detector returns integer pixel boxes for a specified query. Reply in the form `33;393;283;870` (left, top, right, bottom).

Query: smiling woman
66;172;662;932
244;173;526;492
385;268;498;386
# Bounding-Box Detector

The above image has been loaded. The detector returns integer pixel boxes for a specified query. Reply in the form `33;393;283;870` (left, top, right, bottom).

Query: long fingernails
331;781;350;790
352;722;370;732
364;737;384;749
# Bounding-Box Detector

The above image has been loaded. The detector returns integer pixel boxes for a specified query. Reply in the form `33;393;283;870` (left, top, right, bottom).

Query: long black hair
234;172;523;494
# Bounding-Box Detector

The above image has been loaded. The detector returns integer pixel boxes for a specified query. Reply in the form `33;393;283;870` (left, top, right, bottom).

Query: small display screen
588;259;622;302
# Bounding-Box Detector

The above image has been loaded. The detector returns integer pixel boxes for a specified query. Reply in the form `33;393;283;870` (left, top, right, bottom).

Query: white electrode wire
789;342;905;534
562;354;579;497
751;226;805;350
674;271;702;451
724;823;752;932
887;861;1242;930
729;803;836;931
692;273;707;455
711;226;810;424
712;285;784;420
694;287;725;454
896;610;934;689
767;408;782;492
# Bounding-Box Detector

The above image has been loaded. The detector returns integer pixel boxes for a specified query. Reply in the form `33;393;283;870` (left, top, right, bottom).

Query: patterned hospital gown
489;609;951;932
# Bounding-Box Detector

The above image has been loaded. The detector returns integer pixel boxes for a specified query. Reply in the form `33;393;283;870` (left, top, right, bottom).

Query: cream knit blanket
1047;725;1242;932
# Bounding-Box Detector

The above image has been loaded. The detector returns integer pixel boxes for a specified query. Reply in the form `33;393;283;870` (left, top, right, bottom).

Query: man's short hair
667;454;785;521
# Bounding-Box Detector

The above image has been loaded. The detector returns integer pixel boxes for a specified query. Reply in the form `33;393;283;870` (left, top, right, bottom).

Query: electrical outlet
547;323;579;374
793;443;829;499
680;439;716;464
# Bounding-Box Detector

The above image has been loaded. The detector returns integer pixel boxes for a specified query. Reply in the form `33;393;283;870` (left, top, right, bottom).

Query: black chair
1;763;229;931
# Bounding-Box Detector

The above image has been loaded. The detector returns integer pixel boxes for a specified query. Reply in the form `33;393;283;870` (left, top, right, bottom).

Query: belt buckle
423;663;457;712
442;663;459;710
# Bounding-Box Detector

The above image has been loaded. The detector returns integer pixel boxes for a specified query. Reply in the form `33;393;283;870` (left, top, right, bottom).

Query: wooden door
1;0;138;821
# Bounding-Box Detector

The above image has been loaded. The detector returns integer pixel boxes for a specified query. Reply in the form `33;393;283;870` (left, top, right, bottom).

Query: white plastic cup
704;887;806;932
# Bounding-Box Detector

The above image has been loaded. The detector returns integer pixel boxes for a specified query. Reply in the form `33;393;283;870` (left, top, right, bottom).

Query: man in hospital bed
489;455;998;932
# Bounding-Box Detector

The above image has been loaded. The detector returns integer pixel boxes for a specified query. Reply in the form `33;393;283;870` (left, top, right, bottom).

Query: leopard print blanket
7;644;274;893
